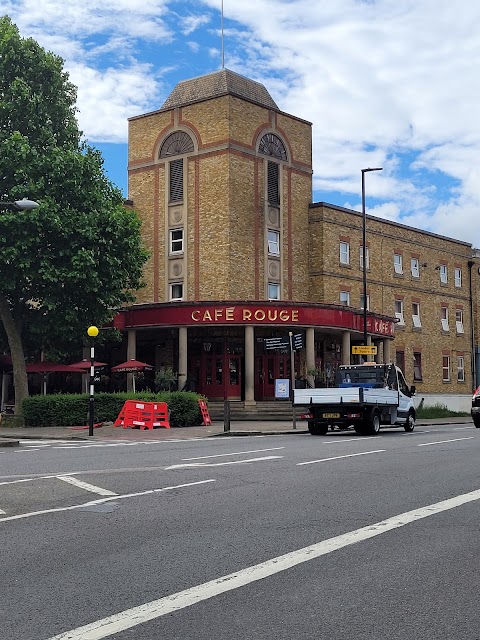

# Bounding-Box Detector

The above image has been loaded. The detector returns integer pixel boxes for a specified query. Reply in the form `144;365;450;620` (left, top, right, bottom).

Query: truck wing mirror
410;385;416;396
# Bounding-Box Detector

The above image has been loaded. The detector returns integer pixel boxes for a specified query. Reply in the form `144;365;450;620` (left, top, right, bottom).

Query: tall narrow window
267;230;280;255
395;299;404;325
412;302;421;328
360;246;369;269
455;267;462;288
396;350;405;373
169;159;183;203
340;241;350;265
439;264;448;284
394;253;403;274
267;161;280;206
442;355;451;382
441;306;449;332
360;294;370;311
411;257;419;278
413;352;422;380
456;309;464;334
457;356;465;382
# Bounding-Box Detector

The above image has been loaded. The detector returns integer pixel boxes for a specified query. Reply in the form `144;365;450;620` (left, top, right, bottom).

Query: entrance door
255;355;291;400
200;353;242;400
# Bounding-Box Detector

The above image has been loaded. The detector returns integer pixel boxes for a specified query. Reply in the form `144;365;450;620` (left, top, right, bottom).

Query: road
1;423;480;640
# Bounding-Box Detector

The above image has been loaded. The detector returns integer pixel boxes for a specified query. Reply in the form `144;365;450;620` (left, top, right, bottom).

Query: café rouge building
111;68;476;402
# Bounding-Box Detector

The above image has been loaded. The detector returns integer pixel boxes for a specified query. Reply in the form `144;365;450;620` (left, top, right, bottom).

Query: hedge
21;392;206;428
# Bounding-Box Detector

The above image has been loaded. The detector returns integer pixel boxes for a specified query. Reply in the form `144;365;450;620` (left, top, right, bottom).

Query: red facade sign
112;302;395;337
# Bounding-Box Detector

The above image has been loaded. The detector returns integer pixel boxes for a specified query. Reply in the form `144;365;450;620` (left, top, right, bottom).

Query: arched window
159;131;195;203
258;133;287;161
159;131;194;158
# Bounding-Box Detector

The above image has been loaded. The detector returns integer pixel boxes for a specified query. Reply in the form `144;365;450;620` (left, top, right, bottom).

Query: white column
306;328;315;387
127;329;136;392
342;331;351;365
245;325;255;405
178;327;188;391
366;334;374;362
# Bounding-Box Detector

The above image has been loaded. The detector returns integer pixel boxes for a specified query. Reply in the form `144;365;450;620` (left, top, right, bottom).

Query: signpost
352;345;377;355
264;336;290;350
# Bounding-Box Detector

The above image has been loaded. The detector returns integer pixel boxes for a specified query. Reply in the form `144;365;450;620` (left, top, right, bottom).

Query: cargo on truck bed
293;363;416;436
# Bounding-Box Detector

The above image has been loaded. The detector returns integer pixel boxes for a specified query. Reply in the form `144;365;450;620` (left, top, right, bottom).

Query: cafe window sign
191;306;300;323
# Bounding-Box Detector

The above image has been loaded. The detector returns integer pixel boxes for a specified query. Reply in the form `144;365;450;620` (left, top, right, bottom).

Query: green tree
0;17;148;412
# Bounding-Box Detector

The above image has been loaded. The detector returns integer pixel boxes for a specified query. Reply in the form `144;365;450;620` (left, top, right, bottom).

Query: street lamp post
361;168;382;357
0;198;39;211
87;326;99;436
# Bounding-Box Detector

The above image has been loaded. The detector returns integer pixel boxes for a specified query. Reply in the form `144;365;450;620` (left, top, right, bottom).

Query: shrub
22;391;205;428
416;403;470;419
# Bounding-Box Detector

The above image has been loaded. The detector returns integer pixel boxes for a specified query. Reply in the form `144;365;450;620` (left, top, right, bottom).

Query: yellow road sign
352;345;378;355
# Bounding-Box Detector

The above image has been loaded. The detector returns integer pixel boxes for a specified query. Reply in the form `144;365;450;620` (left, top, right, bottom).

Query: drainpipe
468;260;477;389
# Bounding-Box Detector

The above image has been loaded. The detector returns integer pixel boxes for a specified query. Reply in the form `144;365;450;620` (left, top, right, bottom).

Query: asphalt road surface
1;423;480;640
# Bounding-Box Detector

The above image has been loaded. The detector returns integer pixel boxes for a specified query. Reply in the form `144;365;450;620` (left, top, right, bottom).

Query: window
169;159;184;202
457;356;465;382
360;294;370;311
267;161;280;206
456;309;464;334
394;253;403;274
394;299;404;325
396;350;405;373
259;133;288;161
169;282;183;301
440;264;448;284
442;355;451;382
340;291;350;306
455;267;462;288
268;282;280;300
360;246;370;269
412;302;421;328
267;230;280;255
441;306;449;332
413;352;422;380
411;257;419;278
169;228;184;254
340;241;350;265
160;131;194;158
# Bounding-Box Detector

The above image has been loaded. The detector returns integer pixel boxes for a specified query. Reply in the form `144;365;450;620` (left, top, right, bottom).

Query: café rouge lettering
191;307;300;323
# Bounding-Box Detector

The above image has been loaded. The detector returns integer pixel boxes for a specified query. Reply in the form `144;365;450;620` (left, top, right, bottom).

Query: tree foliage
0;16;148;411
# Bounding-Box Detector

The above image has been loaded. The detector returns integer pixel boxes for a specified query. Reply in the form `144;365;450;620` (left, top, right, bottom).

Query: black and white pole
87;326;99;436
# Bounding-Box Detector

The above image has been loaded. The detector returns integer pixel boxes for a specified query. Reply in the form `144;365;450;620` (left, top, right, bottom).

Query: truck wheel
404;410;415;432
308;422;328;436
354;424;367;435
367;409;381;435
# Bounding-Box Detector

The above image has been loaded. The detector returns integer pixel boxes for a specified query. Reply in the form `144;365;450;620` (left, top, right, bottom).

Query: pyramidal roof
161;69;279;111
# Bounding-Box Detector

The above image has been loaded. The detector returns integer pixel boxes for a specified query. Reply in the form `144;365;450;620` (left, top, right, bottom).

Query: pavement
0;416;474;444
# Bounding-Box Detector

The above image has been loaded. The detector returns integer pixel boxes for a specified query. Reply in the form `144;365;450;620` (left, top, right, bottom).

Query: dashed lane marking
297;449;385;466
0;479;215;524
417;437;474;447
165;455;283;470
56;475;117;496
181;447;285;461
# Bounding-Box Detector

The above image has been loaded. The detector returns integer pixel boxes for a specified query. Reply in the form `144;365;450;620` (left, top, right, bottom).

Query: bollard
223;399;230;432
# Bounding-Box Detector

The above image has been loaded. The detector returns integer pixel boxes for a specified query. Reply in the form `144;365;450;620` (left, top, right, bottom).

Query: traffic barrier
198;400;212;426
113;400;170;430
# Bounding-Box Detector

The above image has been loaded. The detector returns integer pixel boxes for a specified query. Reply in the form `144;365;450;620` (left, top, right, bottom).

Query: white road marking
0;508;6;515
56;476;117;497
0;478;35;486
15;448;41;453
324;437;377;444
452;426;475;430
46;486;480;640
181;447;285;461
0;479;215;524
297;450;385;466
417;437;474;447
165;455;283;470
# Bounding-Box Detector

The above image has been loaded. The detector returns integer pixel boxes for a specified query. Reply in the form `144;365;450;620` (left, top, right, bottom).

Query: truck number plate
323;412;340;419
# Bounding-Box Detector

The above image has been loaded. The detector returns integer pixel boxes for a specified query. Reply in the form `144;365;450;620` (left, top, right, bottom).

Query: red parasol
111;359;153;392
26;361;79;373
69;359;108;370
111;359;153;373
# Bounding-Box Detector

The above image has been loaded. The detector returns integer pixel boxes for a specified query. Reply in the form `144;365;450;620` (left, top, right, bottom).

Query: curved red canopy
111;359;153;373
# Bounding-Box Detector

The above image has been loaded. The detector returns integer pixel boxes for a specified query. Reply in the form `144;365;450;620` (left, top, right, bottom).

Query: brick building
111;68;479;407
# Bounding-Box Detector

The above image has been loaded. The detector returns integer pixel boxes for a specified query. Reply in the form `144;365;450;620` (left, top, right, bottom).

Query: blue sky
4;0;480;246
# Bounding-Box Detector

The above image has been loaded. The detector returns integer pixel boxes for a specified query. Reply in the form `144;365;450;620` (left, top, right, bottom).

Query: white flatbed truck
293;363;416;435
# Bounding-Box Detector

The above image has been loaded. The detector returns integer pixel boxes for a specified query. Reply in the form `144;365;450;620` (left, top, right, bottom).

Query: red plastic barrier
114;400;170;430
198;400;211;426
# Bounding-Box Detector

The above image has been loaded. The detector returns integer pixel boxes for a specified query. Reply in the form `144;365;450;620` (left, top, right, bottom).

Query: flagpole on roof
221;0;225;69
